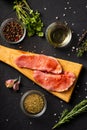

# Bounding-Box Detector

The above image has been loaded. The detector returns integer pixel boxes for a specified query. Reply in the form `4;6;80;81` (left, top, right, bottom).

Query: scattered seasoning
24;93;45;114
2;20;24;43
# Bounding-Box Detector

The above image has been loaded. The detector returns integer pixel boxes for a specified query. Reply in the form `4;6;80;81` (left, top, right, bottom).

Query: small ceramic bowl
0;18;26;44
45;21;72;48
20;90;47;117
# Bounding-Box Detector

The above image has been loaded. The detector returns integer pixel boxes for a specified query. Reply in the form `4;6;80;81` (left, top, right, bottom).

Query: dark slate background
0;0;87;130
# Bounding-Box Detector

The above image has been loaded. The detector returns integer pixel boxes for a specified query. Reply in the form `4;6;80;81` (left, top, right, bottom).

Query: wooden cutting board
0;45;82;102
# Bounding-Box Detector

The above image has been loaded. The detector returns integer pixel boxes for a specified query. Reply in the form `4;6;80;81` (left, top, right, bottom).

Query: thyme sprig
52;99;87;129
77;31;87;57
13;0;44;37
77;40;87;57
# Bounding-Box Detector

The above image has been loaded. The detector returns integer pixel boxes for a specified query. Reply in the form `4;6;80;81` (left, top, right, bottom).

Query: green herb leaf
52;99;87;129
13;0;44;37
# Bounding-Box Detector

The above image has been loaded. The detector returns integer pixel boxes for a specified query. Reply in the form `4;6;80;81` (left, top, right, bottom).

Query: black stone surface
0;0;87;130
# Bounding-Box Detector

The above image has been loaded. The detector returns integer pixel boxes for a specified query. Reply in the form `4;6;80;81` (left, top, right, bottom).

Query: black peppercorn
0;18;26;44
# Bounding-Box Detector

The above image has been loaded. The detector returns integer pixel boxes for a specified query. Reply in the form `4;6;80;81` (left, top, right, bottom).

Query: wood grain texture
0;45;82;102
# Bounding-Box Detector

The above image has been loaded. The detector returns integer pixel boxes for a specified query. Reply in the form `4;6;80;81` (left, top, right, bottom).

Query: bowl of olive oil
45;22;72;48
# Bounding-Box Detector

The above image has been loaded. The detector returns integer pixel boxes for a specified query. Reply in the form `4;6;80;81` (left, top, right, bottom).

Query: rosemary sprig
52;99;87;129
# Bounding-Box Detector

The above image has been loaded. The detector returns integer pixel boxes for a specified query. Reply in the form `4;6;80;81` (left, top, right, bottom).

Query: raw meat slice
15;54;62;74
34;71;76;92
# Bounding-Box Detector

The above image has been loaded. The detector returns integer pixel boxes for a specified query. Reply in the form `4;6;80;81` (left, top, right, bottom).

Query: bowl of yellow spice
20;90;47;117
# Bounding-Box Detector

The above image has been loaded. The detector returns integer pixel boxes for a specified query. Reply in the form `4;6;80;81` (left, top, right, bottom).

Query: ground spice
23;93;45;114
2;20;24;42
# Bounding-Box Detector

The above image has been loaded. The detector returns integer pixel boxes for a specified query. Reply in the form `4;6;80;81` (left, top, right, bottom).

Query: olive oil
45;22;72;47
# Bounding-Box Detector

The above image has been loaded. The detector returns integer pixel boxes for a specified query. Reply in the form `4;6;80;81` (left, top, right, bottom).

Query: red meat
34;71;76;92
15;54;62;74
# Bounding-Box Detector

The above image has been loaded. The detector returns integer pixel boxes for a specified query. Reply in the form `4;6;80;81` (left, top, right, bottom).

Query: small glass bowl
20;90;47;117
0;18;26;44
45;21;72;48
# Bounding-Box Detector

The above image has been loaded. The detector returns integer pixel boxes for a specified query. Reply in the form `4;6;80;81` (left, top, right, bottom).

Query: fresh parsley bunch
14;0;44;37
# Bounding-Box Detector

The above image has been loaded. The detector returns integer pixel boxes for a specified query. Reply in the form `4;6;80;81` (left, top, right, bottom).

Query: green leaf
37;32;44;37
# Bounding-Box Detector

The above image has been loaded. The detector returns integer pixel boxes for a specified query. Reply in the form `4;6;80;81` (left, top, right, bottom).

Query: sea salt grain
56;16;59;20
72;46;75;50
44;7;47;10
77;85;80;88
69;7;72;9
53;53;56;56
64;21;68;25
58;115;60;119
71;23;75;26
20;92;23;95
61;104;64;108
67;1;70;5
41;50;44;53
54;113;57;116
63;14;66;17
85;88;87;91
30;121;32;125
85;96;87;99
77;34;80;37
60;100;63;103
64;7;67;10
67;53;70;56
34;45;36;48
79;95;81;98
6;119;8;122
85;82;87;85
55;120;58;123
72;46;75;52
76;48;78;51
